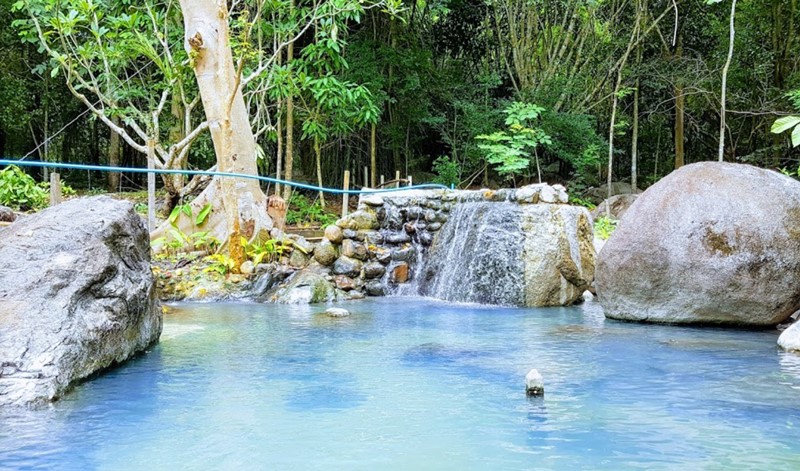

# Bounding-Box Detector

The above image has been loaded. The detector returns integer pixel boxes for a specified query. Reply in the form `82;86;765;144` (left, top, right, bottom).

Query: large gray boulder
0;196;161;407
585;182;641;204
596;162;800;326
590;194;638;221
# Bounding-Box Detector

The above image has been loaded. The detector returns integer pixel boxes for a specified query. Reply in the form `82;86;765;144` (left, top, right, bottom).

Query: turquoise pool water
2;298;800;470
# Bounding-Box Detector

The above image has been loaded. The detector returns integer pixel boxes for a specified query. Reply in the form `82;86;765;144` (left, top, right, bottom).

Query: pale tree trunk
631;77;640;191
107;116;121;192
315;135;325;208
631;3;642;191
155;0;272;265
674;38;685;169
282;0;296;202
370;123;377;188
607;10;641;215
718;0;737;162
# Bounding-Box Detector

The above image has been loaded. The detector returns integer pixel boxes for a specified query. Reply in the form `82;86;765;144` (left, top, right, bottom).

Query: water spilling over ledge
288;184;595;307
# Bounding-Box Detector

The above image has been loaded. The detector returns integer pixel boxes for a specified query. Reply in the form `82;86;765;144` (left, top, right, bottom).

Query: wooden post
342;170;350;218
380;175;384;188
407;175;413;187
363;166;369;188
147;139;156;232
395;170;400;188
49;172;62;206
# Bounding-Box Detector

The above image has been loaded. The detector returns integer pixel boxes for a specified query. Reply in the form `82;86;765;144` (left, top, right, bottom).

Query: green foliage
241;237;293;265
476;102;552;179
203;253;237;276
168;203;212;227
0;166;48;210
432;156;460;187
285;193;337;227
538;112;606;187
594;216;617;241
772;116;800;148
569;195;596;210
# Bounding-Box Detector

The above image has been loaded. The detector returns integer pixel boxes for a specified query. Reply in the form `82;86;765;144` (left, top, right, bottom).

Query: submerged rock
324;307;351;318
267;268;336;304
0;196;161;407
596;162;800;326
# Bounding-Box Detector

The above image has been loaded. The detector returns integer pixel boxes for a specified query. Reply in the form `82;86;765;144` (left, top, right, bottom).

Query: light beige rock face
778;321;800;352
521;205;595;306
596;162;800;326
0;197;161;408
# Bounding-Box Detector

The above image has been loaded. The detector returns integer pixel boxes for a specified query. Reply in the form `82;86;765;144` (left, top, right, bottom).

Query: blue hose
0;159;449;195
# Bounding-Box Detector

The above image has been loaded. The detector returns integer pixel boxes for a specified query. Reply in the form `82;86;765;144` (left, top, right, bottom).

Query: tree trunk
673;27;685;170
631;77;640;191
370;123;377;188
315;135;325;208
282;0;296;202
718;0;737;162
107;116;121;192
157;0;272;261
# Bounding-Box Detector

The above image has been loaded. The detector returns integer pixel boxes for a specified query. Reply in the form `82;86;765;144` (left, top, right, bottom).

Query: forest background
1;0;798;209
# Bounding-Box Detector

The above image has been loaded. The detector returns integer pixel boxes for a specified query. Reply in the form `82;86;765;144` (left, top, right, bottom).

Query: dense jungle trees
2;0;799;228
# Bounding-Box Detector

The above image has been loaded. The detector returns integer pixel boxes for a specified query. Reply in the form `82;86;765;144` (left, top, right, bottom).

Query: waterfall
418;202;526;305
361;186;593;307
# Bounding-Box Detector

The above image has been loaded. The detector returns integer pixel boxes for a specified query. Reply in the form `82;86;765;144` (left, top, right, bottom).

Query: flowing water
2;298;800;470
416;202;526;305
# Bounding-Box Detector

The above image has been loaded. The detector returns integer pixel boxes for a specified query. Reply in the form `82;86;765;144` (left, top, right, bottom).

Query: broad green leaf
771;116;800;134
169;229;186;245
195;204;212;226
168;206;181;225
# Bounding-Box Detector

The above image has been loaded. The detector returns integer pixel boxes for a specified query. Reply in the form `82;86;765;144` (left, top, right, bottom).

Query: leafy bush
285;193;337;227
432;155;460;188
594;216;617;240
538;111;606;187
0;166;48;210
476;102;552;180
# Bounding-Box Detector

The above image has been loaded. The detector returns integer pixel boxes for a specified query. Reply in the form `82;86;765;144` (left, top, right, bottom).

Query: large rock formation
0;196;161;407
596;162;800;326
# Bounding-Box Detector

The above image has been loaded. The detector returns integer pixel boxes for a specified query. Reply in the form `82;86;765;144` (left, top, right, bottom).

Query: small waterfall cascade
311;185;594;307
416;202;526;305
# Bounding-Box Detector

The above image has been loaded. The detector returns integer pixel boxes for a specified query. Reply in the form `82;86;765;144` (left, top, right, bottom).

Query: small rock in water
525;369;544;397
325;307;351;318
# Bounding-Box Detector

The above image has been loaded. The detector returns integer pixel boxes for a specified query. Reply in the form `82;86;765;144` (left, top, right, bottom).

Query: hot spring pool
2;298;800;470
